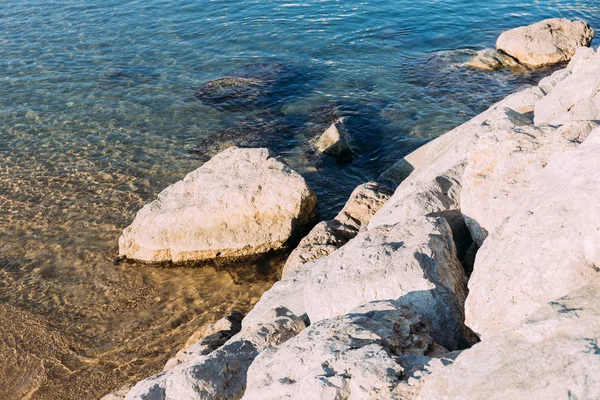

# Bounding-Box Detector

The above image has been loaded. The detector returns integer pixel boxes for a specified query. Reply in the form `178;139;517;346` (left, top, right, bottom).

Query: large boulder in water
118;147;316;263
496;18;594;67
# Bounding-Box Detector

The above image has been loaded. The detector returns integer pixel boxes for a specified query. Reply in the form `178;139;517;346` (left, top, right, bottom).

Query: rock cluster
468;18;595;70
114;22;600;400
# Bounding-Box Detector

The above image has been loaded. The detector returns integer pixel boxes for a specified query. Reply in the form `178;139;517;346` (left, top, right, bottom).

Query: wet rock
465;127;600;339
461;122;598;246
195;63;293;110
310;122;353;162
466;48;520;71
496;18;595;67
282;182;392;277
163;312;243;370
190;112;288;162
242;300;444;400
304;217;474;351
534;47;600;125
118;147;316;263
124;307;305;400
418;276;600;399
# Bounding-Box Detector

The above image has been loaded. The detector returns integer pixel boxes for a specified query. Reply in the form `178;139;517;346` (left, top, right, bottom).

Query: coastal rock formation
305;217;473;350
465;48;520;70
535;47;600;125
460;122;597;246
163;312;243;370
465;127;600;338
418;277;600;399
118;147;316;263
282;182;392;277
496;18;594;66
311;122;353;162
124;307;305;400
242;300;442;400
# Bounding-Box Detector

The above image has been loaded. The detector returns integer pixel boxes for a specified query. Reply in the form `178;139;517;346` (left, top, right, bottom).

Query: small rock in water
311;122;353;162
466;48;520;70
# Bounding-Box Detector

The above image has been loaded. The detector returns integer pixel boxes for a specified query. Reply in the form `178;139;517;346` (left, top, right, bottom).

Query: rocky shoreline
106;18;600;400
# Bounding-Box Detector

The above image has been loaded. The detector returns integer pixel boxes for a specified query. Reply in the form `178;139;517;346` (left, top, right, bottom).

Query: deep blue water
1;1;599;397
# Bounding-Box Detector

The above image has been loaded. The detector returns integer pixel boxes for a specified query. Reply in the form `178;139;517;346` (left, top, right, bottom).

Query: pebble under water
1;0;600;398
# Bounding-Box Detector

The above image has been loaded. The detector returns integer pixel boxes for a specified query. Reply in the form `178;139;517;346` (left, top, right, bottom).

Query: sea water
1;0;599;398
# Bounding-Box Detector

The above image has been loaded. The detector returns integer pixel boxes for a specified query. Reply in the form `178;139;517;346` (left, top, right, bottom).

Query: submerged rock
282;182;392;277
242;300;444;400
496;18;595;67
418;276;600;399
466;48;520;71
124;307;305;400
118;147;316;263
195;63;293;110
163;312;243;370
466;127;600;339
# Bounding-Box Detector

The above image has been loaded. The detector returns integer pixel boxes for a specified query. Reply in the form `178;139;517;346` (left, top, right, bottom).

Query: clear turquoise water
1;1;599;398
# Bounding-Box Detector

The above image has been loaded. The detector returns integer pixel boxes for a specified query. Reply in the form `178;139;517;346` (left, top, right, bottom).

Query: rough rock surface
282;182;392;277
418;276;600;400
124;307;305;400
305;217;473;350
534;46;600;125
242;300;445;400
465;128;600;339
311;122;353;161
496;18;594;66
163;312;243;370
370;86;543;232
466;48;520;70
119;147;316;263
461;122;598;246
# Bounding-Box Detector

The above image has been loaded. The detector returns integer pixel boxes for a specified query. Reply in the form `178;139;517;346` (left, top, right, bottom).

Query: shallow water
1;0;599;398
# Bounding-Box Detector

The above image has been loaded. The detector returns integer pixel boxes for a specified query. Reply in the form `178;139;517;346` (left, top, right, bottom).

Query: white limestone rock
282;182;392;277
242;300;445;400
496;18;595;67
118;147;316;263
465;128;600;339
370;86;543;231
304;217;474;350
461;122;598;246
418;276;600;400
534;47;600;125
124;307;305;400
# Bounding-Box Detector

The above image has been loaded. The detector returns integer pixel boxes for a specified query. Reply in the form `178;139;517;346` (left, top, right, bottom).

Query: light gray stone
534;48;600;125
418;276;600;400
496;18;595;66
461;122;598;246
282;182;392;277
370;86;543;232
119;147;316;263
304;217;474;350
242;300;446;400
124;307;305;400
465;128;600;339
